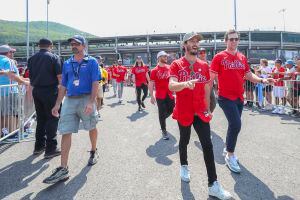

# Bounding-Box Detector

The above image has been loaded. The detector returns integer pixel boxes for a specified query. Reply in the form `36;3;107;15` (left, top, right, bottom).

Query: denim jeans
218;96;243;153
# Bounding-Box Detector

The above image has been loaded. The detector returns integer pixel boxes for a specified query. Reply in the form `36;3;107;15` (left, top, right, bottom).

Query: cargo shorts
58;95;97;134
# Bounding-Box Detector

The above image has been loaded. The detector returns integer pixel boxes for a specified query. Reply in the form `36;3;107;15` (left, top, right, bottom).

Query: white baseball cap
0;45;16;53
157;51;168;59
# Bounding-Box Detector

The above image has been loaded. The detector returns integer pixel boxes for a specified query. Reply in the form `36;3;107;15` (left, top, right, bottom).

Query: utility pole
234;0;237;30
279;9;286;32
26;0;29;60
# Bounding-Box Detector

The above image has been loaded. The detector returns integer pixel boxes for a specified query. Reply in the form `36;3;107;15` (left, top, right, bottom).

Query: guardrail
0;84;35;143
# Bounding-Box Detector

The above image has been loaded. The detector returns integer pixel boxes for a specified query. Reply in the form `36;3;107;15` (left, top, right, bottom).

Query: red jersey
106;67;112;80
150;65;174;100
170;57;211;126
111;66;117;79
131;65;148;87
114;65;127;83
272;66;285;87
210;51;250;101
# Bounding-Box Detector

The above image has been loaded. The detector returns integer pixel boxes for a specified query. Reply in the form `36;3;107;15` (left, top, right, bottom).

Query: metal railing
0;84;35;143
244;79;300;115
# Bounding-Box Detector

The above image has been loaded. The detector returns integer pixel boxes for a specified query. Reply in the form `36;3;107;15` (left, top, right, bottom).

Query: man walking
113;59;127;103
169;32;231;200
27;38;62;158
149;51;174;140
210;29;274;173
43;35;100;184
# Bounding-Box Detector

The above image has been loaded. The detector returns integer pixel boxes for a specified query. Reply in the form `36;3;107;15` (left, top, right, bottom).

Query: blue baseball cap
67;35;86;45
285;60;294;66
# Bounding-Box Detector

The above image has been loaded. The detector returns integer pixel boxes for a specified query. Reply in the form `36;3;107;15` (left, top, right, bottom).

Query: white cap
157;51;168;59
0;45;16;53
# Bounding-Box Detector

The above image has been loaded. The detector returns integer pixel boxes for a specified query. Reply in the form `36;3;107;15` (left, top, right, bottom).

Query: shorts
245;81;255;92
98;85;103;98
58;95;97;134
265;85;273;93
0;93;19;116
273;86;285;98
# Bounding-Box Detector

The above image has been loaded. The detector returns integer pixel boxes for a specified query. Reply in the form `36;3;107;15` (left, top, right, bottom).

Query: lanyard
188;61;195;76
71;59;87;79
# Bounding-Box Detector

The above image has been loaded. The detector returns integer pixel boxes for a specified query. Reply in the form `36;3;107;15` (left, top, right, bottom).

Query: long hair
133;58;144;67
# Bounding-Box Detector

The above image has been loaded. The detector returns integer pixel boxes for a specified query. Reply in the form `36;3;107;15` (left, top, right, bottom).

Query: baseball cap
285;60;294;66
118;59;122;62
0;45;16;53
67;35;86;45
182;32;203;43
38;38;53;46
157;51;168;59
275;59;282;64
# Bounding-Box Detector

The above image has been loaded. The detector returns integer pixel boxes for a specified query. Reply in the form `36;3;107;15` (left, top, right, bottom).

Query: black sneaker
44;149;61;159
43;166;69;184
88;149;99;166
33;146;45;155
138;106;142;111
162;130;169;140
141;101;146;108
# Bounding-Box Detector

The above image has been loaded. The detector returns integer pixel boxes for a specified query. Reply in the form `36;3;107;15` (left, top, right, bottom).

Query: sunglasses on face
228;38;239;42
199;51;206;55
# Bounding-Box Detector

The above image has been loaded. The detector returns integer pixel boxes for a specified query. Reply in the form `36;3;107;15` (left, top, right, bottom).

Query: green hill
0;19;97;44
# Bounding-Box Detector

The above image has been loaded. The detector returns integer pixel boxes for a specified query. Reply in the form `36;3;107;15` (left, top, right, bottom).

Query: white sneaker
180;165;190;183
225;154;241;173
209;181;232;200
265;103;273;111
272;107;279;114
223;148;238;162
278;107;285;115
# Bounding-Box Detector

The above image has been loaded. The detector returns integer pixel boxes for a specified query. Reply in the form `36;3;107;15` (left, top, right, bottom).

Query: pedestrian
113;59;127;103
131;56;150;111
43;35;100;184
271;59;286;114
210;29;274;173
169;32;232;200
27;38;62;158
149;51;175;140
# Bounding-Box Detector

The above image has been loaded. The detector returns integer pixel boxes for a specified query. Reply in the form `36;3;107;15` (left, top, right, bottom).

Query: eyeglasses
199;51;206;55
228;38;239;42
70;42;81;47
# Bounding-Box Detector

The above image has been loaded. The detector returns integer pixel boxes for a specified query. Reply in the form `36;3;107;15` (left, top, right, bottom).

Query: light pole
234;0;237;30
279;8;286;32
47;0;50;37
26;0;29;60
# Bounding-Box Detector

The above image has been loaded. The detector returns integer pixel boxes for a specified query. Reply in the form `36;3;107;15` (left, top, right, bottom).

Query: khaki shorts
98;84;103;98
58;95;97;134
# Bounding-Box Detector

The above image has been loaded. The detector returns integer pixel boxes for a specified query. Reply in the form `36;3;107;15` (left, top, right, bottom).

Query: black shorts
265;85;273;92
245;81;255;92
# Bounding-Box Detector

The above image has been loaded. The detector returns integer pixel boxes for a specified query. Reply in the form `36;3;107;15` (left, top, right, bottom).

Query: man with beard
210;29;274;174
149;51;175;140
43;35;101;184
169;32;232;200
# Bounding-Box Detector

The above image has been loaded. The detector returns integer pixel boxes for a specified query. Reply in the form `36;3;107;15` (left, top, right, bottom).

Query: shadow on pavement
195;131;294;200
0;155;49;200
0;143;15;154
126;100;137;105
146;132;178;166
194;131;225;165
32;166;91;200
105;95;116;100
181;181;195;200
126;110;149;122
106;102;124;108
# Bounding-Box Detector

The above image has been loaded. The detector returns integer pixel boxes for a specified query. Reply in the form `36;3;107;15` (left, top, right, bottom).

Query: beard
72;47;79;54
186;45;198;56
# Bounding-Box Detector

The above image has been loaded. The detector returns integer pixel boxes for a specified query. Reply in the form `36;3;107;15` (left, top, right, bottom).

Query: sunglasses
228;38;239;42
199;51;206;55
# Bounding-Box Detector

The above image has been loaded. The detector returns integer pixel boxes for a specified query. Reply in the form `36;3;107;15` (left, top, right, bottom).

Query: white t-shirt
260;66;272;79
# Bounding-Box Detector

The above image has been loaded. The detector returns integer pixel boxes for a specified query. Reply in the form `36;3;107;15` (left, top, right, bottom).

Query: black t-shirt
28;49;62;88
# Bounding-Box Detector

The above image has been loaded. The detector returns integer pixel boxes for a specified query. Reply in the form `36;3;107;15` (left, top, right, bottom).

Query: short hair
224;29;240;41
260;59;268;66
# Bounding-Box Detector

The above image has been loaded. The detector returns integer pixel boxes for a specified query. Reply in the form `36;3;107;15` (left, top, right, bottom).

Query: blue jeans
218;96;243;153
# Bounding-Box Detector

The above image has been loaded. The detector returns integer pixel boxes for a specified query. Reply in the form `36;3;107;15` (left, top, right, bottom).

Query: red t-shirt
131;65;148;87
106;67;112;80
210;51;250;101
170;57;210;126
150;65;174;100
114;65;127;83
272;66;285;87
111;66;117;79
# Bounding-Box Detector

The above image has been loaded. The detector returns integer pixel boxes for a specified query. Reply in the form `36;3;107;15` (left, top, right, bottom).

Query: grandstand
12;30;300;66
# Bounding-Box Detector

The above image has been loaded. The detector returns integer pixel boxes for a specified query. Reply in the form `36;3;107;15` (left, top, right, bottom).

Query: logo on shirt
178;69;208;83
221;59;245;70
156;71;169;79
135;68;146;73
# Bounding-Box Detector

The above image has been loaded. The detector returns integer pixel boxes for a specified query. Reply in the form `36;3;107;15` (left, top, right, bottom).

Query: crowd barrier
244;79;300;114
0;84;35;143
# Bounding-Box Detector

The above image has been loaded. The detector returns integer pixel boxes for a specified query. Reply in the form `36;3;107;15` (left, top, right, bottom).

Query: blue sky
1;0;299;36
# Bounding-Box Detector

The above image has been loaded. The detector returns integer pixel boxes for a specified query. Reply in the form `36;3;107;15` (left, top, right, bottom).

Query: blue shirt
0;55;19;96
62;55;101;96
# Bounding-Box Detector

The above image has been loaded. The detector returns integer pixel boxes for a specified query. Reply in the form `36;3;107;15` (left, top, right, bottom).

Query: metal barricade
0;84;36;143
243;79;300;115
